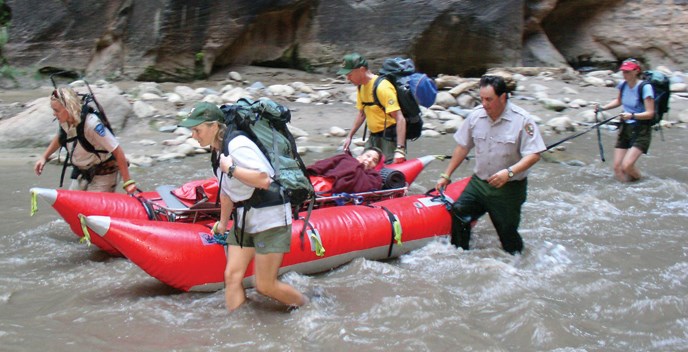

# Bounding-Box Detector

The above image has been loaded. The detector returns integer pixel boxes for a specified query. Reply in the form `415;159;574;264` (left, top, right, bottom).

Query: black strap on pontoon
378;205;398;258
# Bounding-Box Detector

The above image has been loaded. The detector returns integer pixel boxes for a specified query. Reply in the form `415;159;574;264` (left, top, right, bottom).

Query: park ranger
435;75;546;254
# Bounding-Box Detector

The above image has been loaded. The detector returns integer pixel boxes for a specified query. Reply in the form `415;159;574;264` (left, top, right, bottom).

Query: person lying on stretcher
306;147;384;195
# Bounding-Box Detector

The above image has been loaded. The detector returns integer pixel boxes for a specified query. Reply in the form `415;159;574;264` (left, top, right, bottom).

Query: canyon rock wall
3;0;686;81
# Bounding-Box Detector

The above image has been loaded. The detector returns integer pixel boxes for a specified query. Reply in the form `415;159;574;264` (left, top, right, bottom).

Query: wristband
439;173;451;181
212;221;220;234
122;179;136;189
394;148;406;155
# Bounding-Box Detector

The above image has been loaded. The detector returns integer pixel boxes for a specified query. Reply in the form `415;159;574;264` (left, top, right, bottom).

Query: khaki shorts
365;134;396;164
228;224;292;254
69;172;118;192
615;123;652;154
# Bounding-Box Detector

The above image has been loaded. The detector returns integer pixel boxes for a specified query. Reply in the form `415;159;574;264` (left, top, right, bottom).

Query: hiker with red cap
595;58;655;182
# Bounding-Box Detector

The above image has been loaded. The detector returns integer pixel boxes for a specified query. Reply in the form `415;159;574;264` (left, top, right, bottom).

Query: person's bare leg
613;148;629;182
621;147;644;181
224;245;255;311
254;252;306;307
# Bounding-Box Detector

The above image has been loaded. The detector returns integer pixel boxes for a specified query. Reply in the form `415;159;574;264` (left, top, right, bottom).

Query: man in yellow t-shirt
339;53;407;164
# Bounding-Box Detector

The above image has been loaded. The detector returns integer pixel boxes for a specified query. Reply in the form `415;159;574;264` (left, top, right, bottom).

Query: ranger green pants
450;175;527;254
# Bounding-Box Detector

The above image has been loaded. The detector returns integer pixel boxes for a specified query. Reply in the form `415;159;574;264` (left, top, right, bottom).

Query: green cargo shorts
228;224;292;254
615;123;652;154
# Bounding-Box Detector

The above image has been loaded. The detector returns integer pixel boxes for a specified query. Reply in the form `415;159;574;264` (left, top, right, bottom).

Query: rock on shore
1;66;686;168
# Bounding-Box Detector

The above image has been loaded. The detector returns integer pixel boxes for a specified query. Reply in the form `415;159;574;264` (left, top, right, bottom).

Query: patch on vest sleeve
525;123;535;136
388;98;396;106
94;123;106;137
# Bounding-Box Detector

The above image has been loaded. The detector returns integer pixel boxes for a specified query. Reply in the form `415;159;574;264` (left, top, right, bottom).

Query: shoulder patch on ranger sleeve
525;122;535;136
94;123;106;137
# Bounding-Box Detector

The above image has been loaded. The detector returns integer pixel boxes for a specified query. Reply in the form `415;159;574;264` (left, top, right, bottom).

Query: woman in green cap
179;102;307;312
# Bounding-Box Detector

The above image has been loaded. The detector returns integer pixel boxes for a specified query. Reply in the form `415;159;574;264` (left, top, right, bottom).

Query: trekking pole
595;110;606;162
434;154;473;161
546;114;620;151
658;111;666;142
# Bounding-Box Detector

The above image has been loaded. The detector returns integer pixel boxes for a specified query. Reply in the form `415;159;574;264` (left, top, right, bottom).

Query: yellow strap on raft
30;191;38;216
308;229;325;257
78;214;92;246
392;215;403;246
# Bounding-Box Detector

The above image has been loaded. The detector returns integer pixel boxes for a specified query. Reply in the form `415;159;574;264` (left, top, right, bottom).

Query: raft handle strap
30;191;39;216
298;196;316;251
379;205;402;258
306;222;325;257
133;194;156;220
427;188;453;212
209;222;229;246
77;214;92;246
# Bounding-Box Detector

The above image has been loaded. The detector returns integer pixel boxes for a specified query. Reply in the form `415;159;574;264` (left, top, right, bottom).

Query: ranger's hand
487;169;509;188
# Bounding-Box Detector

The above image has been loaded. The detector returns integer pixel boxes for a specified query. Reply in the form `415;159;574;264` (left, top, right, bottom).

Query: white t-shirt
61;113;119;169
215;135;292;233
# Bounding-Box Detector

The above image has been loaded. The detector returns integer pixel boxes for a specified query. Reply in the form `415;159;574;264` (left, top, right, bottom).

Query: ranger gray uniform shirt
453;101;546;181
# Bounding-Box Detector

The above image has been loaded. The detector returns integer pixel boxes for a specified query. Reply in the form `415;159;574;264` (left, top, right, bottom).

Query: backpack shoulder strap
620;81;648;108
360;76;386;109
637;81;649;107
58;126;72;147
371;76;385;110
221;129;248;158
76;112;110;156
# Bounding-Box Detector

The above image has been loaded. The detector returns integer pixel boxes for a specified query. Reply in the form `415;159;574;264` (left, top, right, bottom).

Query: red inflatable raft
29;155;442;256
29;155;469;292
82;178;469;292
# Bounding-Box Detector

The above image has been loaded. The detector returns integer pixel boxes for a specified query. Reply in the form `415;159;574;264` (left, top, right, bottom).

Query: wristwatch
227;163;237;178
507;167;514;179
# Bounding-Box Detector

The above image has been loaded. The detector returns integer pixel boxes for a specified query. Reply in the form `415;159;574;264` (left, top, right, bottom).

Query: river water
1;124;687;351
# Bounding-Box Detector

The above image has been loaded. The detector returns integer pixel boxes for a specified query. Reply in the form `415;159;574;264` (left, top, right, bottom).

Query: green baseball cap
178;102;224;128
337;53;368;75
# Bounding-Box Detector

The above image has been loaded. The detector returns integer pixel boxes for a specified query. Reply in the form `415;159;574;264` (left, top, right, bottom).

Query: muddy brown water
2;121;687;351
